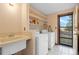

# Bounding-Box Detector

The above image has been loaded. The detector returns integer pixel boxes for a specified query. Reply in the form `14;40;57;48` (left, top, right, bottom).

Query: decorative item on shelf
37;21;39;24
32;19;36;24
36;19;39;24
9;3;14;6
43;23;48;30
48;25;53;32
30;21;32;23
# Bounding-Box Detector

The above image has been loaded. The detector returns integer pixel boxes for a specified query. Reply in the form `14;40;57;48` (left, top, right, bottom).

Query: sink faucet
8;34;15;37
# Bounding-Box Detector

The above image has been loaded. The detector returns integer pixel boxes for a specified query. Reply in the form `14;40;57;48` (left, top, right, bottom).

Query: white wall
73;5;79;54
0;4;22;33
0;3;29;34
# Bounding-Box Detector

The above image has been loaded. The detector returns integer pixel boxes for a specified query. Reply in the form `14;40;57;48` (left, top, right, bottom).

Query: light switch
24;27;26;31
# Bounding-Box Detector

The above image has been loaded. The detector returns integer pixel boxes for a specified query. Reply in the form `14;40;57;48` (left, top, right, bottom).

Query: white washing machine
35;32;48;55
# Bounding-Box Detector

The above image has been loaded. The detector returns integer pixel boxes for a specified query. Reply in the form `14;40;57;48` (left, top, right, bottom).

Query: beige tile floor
48;45;75;55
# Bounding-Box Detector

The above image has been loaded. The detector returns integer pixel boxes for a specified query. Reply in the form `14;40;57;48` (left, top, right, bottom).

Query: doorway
58;12;73;47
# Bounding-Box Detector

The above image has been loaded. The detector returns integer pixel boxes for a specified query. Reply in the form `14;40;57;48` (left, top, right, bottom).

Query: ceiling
30;3;77;15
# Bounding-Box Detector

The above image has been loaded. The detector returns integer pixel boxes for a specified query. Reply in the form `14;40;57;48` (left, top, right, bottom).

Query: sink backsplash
0;32;31;37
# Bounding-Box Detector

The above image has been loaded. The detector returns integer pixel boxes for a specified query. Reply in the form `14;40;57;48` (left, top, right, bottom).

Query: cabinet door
21;4;29;32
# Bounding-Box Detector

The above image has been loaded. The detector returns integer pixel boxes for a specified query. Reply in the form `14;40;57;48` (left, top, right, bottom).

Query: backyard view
60;14;73;46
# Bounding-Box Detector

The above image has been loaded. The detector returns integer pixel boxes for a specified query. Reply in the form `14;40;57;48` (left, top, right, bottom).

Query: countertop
0;32;32;47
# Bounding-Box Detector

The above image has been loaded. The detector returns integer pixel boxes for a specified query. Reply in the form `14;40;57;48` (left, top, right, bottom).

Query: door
58;13;73;47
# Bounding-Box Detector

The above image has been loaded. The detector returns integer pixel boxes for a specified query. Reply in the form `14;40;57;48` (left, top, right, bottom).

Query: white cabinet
48;32;55;49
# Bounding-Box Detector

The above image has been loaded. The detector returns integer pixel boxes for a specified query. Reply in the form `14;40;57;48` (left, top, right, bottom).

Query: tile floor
48;45;75;55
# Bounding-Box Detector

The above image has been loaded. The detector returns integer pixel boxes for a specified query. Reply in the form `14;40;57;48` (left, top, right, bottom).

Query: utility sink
2;40;26;55
0;34;29;55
